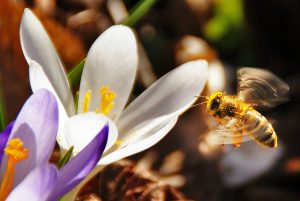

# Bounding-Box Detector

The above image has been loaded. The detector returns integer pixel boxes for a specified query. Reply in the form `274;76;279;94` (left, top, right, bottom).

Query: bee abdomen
243;110;278;148
256;129;277;148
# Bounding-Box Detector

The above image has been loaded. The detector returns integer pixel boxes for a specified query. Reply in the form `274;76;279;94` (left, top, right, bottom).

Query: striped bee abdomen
242;109;277;148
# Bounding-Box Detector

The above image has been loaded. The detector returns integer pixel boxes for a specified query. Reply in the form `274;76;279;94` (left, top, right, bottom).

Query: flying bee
202;67;289;148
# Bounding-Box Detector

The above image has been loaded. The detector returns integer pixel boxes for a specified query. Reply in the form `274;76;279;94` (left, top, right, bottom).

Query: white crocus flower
20;8;208;199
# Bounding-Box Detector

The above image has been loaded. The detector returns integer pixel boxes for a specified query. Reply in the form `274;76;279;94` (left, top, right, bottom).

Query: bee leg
233;141;242;148
232;129;243;149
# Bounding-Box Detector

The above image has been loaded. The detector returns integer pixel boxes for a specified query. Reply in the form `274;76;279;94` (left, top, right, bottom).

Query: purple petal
6;164;58;201
0;121;14;165
48;124;108;201
0;89;58;186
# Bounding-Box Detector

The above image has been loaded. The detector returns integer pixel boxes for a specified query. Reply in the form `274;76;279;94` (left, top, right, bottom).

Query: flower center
0;138;28;201
82;87;116;116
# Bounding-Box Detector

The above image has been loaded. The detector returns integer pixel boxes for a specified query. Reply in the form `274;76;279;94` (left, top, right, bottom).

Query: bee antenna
189;100;208;109
195;95;209;100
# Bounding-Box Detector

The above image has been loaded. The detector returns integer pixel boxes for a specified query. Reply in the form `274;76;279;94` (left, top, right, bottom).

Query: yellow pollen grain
100;87;116;115
82;90;92;113
0;138;28;201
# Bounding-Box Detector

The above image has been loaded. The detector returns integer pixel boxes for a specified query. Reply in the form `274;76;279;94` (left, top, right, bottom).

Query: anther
82;90;92;113
100;87;116;115
0;138;28;201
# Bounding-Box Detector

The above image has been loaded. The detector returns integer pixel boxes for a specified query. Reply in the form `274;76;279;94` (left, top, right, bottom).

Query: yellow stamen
82;90;92;113
114;140;122;146
114;132;137;148
0;138;28;201
100;87;116;115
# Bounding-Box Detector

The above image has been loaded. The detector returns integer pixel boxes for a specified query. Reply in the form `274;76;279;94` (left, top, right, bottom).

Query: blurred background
0;0;300;200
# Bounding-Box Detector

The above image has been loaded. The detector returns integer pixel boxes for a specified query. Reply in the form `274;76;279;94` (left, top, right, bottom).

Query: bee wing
206;129;252;145
237;67;289;110
206;118;253;145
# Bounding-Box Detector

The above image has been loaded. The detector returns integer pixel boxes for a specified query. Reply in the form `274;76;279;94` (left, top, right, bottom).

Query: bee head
207;91;225;115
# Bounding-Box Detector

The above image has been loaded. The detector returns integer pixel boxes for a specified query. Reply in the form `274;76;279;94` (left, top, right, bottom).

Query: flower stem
0;86;6;132
122;0;158;27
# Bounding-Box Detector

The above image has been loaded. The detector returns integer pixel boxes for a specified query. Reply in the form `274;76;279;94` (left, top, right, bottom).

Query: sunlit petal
63;112;118;154
78;25;138;120
117;60;208;136
20;8;75;115
100;116;178;165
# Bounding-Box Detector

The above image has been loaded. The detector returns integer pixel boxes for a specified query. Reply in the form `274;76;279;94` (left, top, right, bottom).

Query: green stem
122;0;157;27
0;87;6;131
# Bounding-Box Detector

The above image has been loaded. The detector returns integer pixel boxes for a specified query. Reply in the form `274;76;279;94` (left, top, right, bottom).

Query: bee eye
210;99;220;110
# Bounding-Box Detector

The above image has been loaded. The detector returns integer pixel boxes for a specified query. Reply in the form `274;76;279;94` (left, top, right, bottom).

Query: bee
204;67;289;148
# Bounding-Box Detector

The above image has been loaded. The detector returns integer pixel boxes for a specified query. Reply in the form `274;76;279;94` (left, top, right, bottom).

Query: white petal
221;141;283;187
63;112;118;154
207;61;226;93
118;115;176;148
117;60;208;136
20;8;75;115
100;116;178;165
29;61;69;151
78;25;138;120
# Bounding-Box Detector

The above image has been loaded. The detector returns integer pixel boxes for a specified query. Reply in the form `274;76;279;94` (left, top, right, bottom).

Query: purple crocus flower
0;89;108;201
0;121;14;163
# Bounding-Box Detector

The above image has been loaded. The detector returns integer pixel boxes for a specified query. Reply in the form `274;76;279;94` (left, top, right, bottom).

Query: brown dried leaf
78;160;192;201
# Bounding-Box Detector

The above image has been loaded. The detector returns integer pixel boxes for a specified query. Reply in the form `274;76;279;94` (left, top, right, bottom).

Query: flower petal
29;61;70;152
221;141;283;187
61;116;176;200
0;89;58;186
117;115;175;149
20;8;75;115
0;121;14;165
117;60;208;136
6;164;58;201
48;124;108;201
63;112;117;154
100;116;178;165
78;25;138;120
